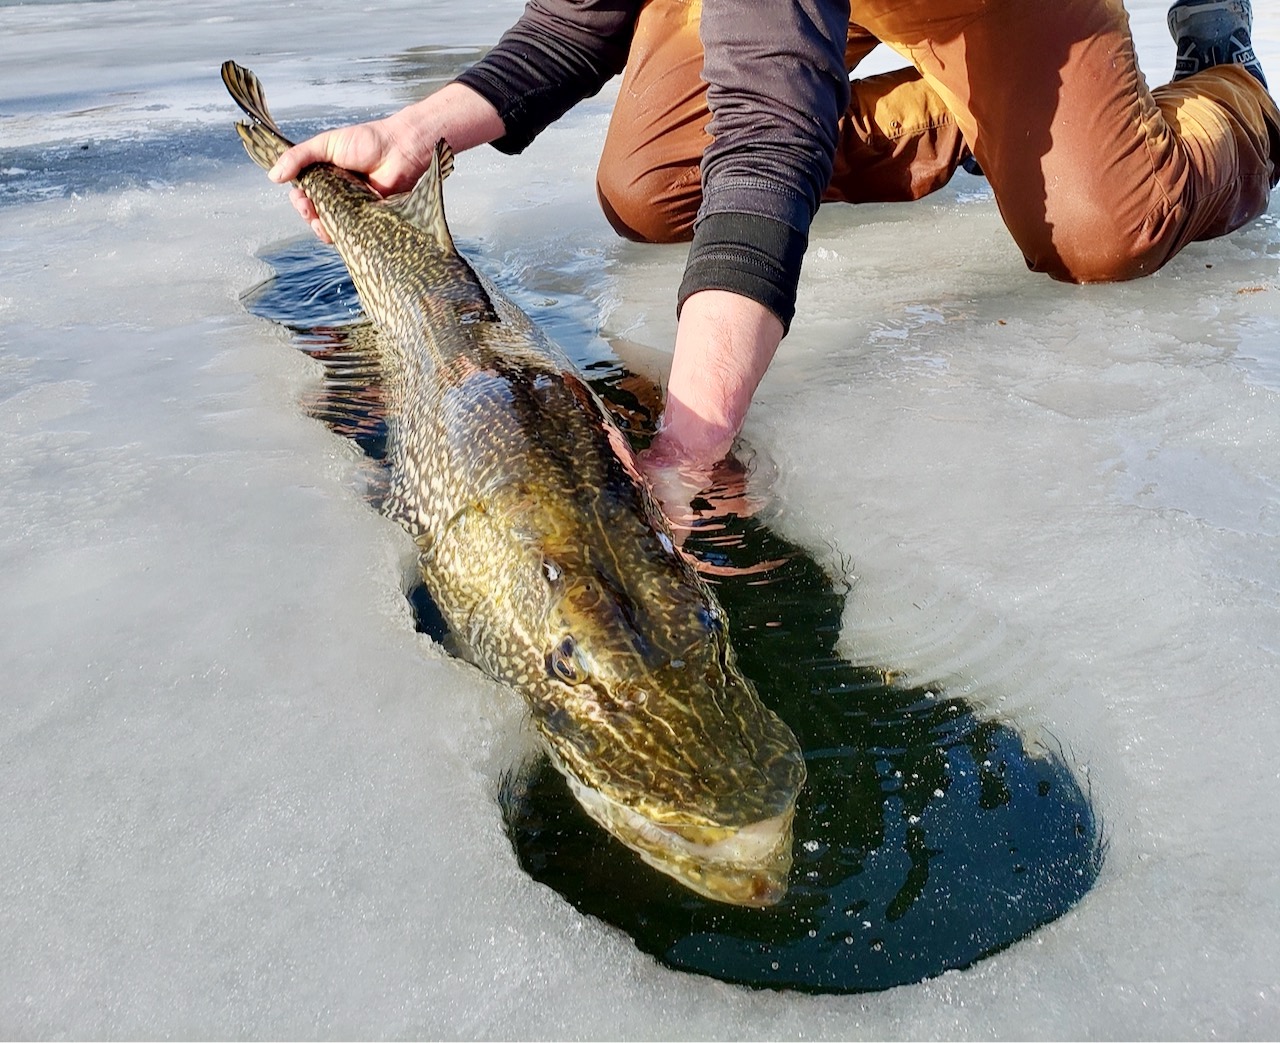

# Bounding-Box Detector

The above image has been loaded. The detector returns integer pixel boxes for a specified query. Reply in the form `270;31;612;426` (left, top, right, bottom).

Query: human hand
268;115;434;243
638;431;760;538
265;82;506;243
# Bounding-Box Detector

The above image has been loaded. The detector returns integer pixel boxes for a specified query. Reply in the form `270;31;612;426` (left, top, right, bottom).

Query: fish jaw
563;773;796;907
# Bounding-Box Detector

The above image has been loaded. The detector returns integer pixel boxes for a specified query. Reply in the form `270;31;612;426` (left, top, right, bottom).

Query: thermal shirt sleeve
454;0;643;154
676;0;851;332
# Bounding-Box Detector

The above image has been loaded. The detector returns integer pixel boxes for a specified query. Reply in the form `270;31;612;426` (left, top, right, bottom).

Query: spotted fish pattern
222;61;806;905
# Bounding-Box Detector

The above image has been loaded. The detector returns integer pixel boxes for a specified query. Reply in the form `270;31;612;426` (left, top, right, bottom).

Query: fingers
289;186;332;244
269;134;339;242
289;186;316;222
268;135;329;184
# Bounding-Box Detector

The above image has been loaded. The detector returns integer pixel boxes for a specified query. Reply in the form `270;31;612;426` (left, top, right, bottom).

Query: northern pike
222;61;805;906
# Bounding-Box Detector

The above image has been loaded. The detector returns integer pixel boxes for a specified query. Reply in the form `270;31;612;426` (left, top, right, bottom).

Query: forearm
697;0;850;228
386;81;507;158
658;290;783;463
675;0;850;333
455;0;642;153
656;0;850;467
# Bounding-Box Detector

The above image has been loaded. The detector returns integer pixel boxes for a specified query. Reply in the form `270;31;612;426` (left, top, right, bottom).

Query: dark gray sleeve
677;0;851;332
454;0;642;154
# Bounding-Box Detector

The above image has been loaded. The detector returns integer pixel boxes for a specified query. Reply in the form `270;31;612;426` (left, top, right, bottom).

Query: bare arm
655;289;783;464
637;289;782;526
267;0;642;239
642;0;849;485
268;82;506;241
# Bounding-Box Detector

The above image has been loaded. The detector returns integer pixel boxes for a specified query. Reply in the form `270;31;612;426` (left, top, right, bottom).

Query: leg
854;0;1280;281
596;0;709;243
827;19;970;204
1152;66;1280;247
828;65;970;204
596;0;973;242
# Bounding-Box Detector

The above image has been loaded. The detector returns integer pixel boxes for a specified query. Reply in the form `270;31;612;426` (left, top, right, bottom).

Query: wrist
388;83;505;165
655;398;740;464
431;82;506;152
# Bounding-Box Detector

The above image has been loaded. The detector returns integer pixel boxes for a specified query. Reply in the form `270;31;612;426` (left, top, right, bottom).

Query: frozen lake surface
2;0;1278;1037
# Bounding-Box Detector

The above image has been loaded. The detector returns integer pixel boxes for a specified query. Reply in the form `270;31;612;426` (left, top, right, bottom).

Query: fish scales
223;61;806;906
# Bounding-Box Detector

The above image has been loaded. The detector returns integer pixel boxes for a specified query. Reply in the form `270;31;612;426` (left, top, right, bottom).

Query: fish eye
546;635;582;684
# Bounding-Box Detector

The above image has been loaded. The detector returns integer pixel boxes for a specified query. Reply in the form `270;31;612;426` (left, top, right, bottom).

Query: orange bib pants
596;0;1280;283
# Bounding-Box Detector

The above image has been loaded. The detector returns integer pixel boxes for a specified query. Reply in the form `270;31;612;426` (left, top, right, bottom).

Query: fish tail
221;60;295;172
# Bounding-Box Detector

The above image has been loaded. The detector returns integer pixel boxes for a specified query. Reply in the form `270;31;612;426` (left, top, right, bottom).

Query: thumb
268;134;333;184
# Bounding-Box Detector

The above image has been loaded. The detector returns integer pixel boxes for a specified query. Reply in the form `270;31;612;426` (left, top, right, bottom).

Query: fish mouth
563;775;796;907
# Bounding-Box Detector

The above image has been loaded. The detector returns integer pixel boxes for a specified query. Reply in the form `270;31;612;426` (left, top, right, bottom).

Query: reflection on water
243;238;1103;994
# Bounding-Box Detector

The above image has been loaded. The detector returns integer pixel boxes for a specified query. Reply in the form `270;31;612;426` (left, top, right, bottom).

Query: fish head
524;535;806;906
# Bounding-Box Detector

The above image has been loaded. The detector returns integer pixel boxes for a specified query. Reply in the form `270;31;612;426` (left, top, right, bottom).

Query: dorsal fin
384;139;456;253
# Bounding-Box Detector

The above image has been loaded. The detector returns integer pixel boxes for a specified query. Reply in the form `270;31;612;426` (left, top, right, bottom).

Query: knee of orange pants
595;151;701;245
996;68;1278;285
1010;195;1180;285
1022;235;1173;285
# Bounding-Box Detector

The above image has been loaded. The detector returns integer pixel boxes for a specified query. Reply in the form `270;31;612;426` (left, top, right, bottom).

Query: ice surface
2;0;1278;1037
